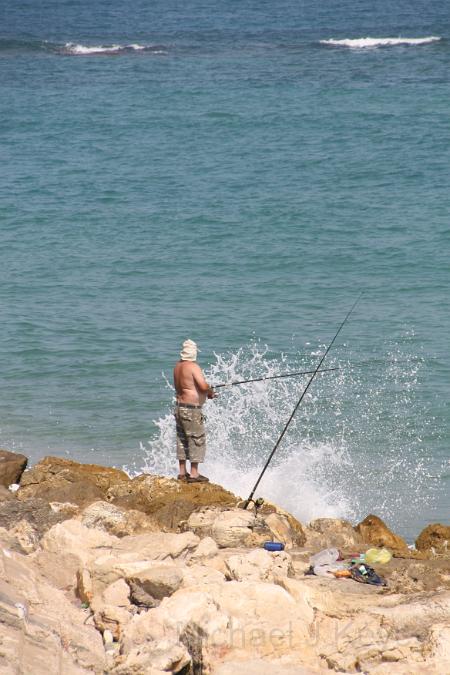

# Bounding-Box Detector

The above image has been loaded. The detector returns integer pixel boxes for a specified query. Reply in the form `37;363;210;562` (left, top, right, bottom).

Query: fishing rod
213;366;340;389
243;292;363;510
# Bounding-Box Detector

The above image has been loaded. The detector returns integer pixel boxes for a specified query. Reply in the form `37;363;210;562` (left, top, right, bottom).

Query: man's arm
192;364;217;398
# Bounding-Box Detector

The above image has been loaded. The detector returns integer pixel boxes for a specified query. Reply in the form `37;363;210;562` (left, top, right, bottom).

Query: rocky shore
0;449;449;674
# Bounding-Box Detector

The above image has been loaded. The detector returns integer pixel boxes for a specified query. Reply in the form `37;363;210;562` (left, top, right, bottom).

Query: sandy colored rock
0;484;15;501
355;514;409;552
41;519;121;574
77;567;94;604
189;535;219;560
225;548;294;582
0;546;105;674
186;507;222;537
8;518;39;553
211;509;256;548
81;500;159;537
213;661;321;675
91;601;132;640
0;449;28;488
128;565;183;601
102;578;131;608
305;517;364;552
88;531;199;593
111;639;191;675
18;456;130;505
264;511;306;549
416;523;450;555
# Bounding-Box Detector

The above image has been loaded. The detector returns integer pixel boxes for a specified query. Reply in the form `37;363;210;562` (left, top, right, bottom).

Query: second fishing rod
243;293;363;510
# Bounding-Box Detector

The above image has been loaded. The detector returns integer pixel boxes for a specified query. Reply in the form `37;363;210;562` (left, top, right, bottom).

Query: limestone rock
49;500;80;515
112;640;191;675
128;581;160;608
120;588;230;671
305;517;364;552
186;507;221;537
18;456;129;506
355;514;408;552
189;535;219;560
8;518;39;553
264;511;306;549
181;564;225;587
0;449;28;487
128;565;183;601
102;578;131;608
81;500;158;537
91;601;132;640
258;500;307;547
114;530;200;561
42;519;120;578
213;661;320;675
225;548;294;582
211;509;256;548
416;523;450;555
77;568;94;604
0;546;105;674
0;484;15;501
88;531;199;593
0;496;67;540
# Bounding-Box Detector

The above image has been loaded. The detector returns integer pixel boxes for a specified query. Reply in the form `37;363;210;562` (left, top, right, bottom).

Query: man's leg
178;459;188;477
190;461;199;479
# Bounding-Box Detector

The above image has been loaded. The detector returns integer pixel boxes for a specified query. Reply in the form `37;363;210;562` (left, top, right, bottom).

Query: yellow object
364;548;392;564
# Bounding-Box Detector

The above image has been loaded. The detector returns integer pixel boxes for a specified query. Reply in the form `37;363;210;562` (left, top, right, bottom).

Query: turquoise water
1;0;449;538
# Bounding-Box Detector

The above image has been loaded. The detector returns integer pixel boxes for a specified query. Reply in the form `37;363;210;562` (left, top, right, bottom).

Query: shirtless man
173;339;216;482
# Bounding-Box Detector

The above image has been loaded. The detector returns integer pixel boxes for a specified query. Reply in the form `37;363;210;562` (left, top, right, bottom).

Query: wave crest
63;42;167;55
321;36;441;49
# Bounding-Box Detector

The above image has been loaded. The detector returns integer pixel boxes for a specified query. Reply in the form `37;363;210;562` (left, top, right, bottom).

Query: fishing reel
240;497;265;512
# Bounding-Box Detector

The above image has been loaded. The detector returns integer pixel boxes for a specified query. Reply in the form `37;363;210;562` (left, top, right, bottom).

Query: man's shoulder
177;360;201;372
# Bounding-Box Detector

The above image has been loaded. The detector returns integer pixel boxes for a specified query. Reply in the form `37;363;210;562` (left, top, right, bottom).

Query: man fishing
173;339;216;483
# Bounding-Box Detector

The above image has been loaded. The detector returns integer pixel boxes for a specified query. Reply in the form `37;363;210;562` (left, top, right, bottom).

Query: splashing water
141;339;438;536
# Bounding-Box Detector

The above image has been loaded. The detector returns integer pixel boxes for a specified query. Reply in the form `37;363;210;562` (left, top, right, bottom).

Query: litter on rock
307;547;389;586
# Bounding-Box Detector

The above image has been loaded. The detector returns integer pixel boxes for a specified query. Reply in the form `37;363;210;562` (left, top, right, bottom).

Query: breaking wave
63;42;167;55
321;36;441;49
140;338;439;537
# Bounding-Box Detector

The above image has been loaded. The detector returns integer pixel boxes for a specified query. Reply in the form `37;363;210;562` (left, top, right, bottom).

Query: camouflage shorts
174;405;206;463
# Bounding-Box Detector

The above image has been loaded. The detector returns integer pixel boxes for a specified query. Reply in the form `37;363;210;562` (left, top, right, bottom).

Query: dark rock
106;473;239;531
0;449;28;487
128;581;160;608
0;497;70;539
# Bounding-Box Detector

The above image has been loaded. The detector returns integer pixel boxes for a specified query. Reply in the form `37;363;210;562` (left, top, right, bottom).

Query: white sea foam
321;36;441;49
140;340;436;532
63;42;163;55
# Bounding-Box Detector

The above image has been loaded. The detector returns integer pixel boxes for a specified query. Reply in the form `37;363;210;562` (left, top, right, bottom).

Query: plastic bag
309;548;340;567
364;548;392;565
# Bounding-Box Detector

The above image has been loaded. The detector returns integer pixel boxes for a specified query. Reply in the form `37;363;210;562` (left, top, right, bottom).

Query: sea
1;0;449;541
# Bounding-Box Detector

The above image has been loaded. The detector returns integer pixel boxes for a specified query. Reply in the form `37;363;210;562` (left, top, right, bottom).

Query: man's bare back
173;360;210;406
